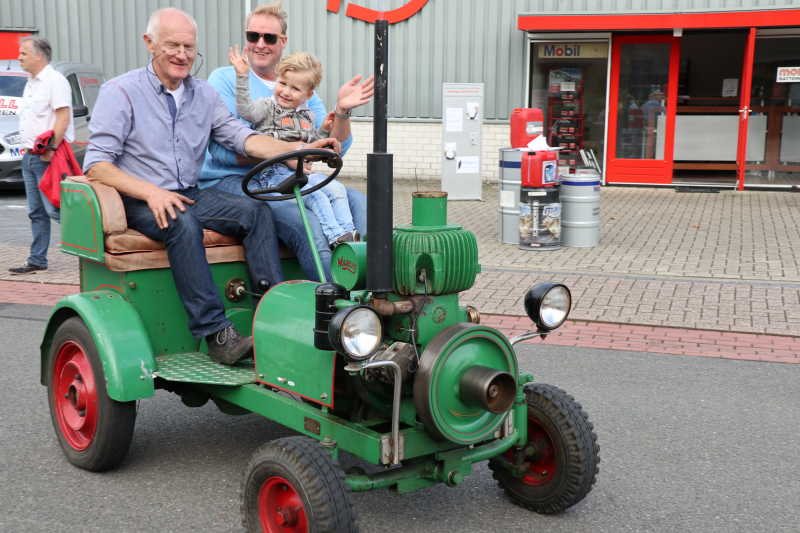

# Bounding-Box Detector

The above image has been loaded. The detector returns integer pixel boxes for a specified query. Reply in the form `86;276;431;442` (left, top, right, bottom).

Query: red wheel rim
258;476;308;533
53;341;98;451
504;417;557;487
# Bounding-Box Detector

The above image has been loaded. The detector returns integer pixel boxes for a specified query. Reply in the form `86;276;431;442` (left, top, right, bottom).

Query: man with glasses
199;0;372;282
83;8;340;365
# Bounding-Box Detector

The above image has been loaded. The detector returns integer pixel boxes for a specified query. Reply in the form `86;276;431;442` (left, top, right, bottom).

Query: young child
229;47;358;248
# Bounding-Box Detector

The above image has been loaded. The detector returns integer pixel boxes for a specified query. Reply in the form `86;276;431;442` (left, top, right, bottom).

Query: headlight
524;282;571;331
3;132;21;146
328;305;383;361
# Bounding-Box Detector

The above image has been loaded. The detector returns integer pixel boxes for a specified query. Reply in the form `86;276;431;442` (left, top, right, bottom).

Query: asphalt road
0;190;61;248
1;302;798;533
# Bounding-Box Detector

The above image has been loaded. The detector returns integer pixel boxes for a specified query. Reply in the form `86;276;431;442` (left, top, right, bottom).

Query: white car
0;60;104;189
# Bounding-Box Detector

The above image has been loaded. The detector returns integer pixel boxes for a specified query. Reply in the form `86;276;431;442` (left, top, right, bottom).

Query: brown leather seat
65;175;293;272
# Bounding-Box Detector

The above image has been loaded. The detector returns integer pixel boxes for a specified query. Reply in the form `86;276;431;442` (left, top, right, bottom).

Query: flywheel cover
413;323;518;444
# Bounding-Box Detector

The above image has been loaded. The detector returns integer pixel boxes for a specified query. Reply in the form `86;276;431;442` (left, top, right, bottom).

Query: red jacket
32;130;82;208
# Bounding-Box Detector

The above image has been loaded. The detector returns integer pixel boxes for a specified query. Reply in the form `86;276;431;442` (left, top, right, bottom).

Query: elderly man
199;0;372;281
83;8;339;365
9;37;72;275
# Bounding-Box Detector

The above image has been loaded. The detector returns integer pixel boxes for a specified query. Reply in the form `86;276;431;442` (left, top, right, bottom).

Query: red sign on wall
327;0;428;24
0;32;32;60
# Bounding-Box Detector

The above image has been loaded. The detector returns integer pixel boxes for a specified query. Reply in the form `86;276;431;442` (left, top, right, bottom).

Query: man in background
9;36;72;275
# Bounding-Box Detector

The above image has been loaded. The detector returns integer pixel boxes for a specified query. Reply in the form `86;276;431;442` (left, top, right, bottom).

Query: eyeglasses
245;31;285;45
152;38;198;57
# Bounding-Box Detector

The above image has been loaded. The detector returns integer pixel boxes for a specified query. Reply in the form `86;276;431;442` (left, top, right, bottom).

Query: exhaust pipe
459;366;516;414
366;19;393;299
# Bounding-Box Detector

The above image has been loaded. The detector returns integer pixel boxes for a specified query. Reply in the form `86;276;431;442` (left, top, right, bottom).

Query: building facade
2;1;800;186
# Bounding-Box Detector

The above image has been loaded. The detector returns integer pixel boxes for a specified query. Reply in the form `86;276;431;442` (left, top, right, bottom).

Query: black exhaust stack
366;19;393;299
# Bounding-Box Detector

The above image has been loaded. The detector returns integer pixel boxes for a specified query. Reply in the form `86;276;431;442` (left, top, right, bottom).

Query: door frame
736;28;757;191
606;35;681;185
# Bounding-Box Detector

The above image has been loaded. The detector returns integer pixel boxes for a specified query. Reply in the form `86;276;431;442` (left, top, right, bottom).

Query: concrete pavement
2;180;800;336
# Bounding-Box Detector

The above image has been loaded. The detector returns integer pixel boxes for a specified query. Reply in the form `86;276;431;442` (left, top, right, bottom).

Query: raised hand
228;45;250;76
336;74;375;114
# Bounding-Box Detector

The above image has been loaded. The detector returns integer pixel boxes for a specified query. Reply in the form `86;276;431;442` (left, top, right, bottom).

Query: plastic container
498;148;522;244
521;151;559;188
510;108;544;148
560;173;601;248
519;186;561;251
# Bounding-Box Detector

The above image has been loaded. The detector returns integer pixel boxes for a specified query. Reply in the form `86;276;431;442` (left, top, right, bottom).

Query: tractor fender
40;291;156;402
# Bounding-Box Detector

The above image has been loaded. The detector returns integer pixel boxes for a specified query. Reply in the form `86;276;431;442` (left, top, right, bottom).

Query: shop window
528;41;609;174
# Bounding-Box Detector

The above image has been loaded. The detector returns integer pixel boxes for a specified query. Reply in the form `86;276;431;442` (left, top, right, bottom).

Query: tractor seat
65;175;294;272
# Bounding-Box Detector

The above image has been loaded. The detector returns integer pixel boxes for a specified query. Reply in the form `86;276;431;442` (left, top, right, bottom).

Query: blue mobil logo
543;203;561;219
542;44;581;58
9;148;25;157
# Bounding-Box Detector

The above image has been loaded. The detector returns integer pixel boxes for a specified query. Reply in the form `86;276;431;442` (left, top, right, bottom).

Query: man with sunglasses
83;8;340;365
199;0;373;282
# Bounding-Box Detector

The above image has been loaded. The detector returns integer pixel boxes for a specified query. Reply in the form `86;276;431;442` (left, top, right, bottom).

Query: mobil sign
538;43;608;59
777;66;800;82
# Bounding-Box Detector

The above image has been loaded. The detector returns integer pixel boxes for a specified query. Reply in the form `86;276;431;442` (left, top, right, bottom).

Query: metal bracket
494;410;514;439
380;433;404;465
509;329;550;346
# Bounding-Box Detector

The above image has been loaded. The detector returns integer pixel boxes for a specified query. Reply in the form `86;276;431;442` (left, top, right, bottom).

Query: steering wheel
241;148;343;201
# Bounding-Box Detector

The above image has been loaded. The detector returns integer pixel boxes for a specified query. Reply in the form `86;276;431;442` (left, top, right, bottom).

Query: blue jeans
121;187;284;339
22;152;60;268
212;175;367;282
261;166;354;245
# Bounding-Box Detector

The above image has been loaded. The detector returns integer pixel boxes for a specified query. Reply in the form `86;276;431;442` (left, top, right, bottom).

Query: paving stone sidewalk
2;180;800;336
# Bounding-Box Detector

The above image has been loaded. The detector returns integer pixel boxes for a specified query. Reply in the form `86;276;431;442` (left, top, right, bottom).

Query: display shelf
548;66;584;156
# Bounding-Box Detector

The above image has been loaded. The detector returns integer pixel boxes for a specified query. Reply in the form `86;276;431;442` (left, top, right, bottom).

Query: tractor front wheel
47;316;137;471
241;436;358;533
489;383;600;514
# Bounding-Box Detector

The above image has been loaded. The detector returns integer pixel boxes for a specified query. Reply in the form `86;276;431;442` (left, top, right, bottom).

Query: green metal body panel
253;281;336;407
40;291;156;402
411;194;448;227
330;242;367;290
59;182;105;262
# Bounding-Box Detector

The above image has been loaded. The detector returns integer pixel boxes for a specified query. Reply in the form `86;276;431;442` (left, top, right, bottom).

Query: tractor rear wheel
47;316;137;471
241;436;358;533
489;383;599;514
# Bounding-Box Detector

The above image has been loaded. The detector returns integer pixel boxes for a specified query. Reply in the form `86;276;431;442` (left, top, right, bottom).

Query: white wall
339;122;511;183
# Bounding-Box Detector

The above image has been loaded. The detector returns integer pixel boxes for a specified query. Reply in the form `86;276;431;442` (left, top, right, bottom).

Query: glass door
606;35;680;184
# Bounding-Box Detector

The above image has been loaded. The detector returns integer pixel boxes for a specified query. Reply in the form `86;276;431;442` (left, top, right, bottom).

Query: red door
606;35;681;184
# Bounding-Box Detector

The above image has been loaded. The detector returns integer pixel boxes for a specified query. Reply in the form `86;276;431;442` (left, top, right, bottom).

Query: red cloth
32;130;83;208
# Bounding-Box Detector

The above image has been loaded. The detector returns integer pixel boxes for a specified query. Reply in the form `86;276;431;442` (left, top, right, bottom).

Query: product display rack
548;67;583;167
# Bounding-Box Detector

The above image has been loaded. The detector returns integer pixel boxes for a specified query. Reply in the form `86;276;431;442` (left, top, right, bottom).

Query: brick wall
338;121;510;183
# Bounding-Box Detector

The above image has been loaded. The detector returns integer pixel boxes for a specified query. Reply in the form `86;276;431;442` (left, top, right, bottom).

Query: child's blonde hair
277;52;323;92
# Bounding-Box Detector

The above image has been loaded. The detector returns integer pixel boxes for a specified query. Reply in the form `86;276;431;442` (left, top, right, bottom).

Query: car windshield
0;74;29;97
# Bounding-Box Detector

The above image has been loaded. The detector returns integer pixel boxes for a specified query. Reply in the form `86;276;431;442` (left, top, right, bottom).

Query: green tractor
41;21;599;533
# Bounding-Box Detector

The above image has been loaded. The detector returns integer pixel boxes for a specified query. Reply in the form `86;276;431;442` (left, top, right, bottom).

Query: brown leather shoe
207;325;253;365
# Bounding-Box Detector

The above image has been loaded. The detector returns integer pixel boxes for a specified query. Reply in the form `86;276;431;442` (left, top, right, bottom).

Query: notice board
442;83;484;200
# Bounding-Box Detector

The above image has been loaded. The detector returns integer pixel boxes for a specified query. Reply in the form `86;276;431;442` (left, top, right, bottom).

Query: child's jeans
260;165;355;245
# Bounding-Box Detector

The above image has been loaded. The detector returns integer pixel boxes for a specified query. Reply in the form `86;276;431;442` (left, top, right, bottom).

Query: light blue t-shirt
198;66;353;189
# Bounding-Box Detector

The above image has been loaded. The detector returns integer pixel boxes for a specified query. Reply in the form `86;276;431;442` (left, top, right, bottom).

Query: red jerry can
510;108;544;148
521;151;559;188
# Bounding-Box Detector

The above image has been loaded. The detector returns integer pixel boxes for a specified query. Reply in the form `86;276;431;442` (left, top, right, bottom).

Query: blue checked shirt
84;67;258;191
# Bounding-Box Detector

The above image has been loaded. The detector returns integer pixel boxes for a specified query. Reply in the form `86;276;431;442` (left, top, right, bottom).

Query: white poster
456;156;479;174
722;79;738;97
446;107;463;132
777;67;800;82
561;82;576;92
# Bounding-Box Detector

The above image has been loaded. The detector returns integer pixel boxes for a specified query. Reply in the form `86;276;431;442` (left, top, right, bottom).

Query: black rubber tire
488;383;600;514
47;316;137;472
241;436;359;533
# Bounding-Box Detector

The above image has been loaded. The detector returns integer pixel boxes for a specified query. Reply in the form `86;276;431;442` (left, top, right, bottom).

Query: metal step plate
153;352;256;386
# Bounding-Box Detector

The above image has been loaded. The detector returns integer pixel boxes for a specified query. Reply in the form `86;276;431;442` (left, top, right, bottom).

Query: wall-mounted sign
326;0;428;24
722;78;738;97
538;43;608;59
777;67;800;83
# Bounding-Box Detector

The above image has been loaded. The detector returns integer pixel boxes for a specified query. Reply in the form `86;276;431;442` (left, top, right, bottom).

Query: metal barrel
498;148;522;244
519;186;561;251
560;173;601;248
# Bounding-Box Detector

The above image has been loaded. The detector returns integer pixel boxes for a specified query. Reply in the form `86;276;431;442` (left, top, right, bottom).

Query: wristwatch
47;143;58;152
334;106;351;119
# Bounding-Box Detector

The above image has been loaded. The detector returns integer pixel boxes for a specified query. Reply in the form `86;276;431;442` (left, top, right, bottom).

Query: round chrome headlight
328;305;383;361
524;283;571;331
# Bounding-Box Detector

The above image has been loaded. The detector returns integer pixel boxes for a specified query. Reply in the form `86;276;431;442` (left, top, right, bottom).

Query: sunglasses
245;31;285;45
